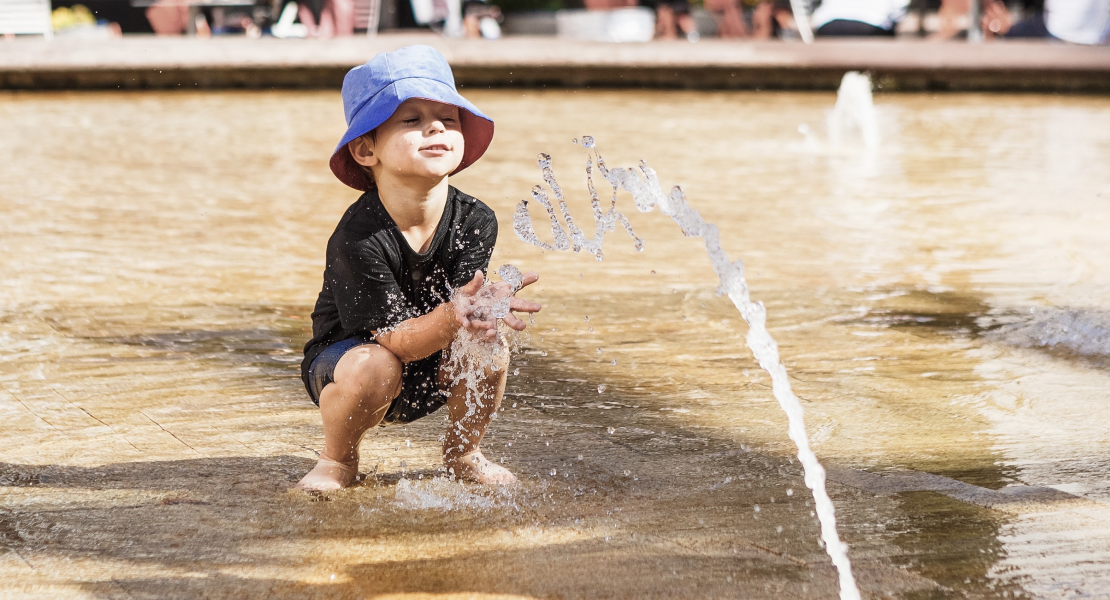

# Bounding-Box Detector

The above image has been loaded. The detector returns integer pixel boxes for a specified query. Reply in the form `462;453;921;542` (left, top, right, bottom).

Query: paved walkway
2;33;1110;91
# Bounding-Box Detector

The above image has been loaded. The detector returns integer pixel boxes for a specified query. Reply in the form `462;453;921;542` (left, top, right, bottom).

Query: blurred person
584;0;636;8
641;0;699;40
973;0;1110;44
705;0;748;37
145;0;190;34
751;0;796;38
810;0;909;36
463;0;502;38
297;0;354;36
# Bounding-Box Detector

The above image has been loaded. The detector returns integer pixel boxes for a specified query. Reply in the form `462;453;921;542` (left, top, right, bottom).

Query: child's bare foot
295;456;359;491
445;451;517;485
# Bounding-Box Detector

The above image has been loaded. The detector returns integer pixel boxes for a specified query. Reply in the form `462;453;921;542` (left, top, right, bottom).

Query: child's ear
348;136;379;167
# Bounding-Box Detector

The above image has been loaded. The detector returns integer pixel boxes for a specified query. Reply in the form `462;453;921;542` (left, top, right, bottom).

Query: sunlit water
2;89;1110;599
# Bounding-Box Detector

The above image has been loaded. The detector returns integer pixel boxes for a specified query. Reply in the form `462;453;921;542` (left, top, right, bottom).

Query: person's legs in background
326;0;355;36
705;0;748;37
674;1;698;40
296;0;321;35
653;2;677;38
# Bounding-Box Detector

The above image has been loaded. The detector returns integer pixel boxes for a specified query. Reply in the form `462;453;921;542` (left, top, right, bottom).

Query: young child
296;45;541;491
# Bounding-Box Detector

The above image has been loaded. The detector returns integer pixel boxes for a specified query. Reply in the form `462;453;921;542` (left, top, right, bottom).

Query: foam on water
513;138;861;600
986;307;1110;361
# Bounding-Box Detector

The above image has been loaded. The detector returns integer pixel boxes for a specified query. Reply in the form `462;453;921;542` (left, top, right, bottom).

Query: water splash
513;141;861;600
514;146;643;261
394;477;499;510
827;72;879;150
443;268;527;458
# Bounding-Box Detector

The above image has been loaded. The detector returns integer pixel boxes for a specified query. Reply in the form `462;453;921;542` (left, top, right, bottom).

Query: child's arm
375;270;541;363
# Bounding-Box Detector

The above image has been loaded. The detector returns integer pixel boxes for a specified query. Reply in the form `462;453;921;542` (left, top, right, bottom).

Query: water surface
1;89;1109;599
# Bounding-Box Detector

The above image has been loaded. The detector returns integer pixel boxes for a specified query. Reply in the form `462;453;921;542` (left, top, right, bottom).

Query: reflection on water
1;89;1109;599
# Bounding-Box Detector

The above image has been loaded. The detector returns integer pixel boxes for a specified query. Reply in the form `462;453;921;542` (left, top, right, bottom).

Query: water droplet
598;384;608;394
512;402;517;408
549;468;557;476
540;351;547;357
577;454;583;461
545;441;550;446
610;359;618;366
753;505;760;512
786;488;793;496
404;439;412;447
650;270;656;275
776;526;783;533
623;470;630;476
606;426;615;434
572;137;578;144
513;368;520;376
596;347;602;354
330;574;336;580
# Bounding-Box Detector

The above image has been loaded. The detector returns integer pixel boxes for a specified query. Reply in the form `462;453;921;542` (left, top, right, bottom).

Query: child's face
350;98;465;183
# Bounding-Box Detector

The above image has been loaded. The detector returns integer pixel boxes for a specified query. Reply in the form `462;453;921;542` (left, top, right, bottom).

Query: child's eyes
400;115;455;124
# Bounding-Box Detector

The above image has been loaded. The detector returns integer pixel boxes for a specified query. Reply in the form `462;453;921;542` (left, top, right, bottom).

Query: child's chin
415;164;462;180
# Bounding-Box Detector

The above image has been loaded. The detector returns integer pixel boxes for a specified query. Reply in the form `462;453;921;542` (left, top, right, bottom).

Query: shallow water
2;89;1110;599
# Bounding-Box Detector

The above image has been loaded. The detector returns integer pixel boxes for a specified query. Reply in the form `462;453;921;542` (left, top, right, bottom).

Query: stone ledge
2;34;1109;92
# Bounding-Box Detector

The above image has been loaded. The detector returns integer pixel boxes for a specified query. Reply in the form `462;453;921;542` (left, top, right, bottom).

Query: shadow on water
0;372;1020;600
2;296;1049;597
38;303;313;376
853;287;1110;373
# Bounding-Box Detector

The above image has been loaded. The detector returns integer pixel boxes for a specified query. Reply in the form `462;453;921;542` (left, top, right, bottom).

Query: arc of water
513;138;860;600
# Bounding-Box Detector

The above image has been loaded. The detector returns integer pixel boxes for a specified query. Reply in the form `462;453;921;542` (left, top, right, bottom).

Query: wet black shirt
301;186;497;392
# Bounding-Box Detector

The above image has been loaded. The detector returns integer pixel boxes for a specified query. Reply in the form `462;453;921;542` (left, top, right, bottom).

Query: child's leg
439;341;517;485
296;345;402;491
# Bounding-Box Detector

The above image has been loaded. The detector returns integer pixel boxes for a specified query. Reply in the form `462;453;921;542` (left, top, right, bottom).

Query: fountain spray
513;138;861;600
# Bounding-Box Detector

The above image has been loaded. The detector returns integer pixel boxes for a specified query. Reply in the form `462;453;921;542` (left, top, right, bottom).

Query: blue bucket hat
330;45;495;191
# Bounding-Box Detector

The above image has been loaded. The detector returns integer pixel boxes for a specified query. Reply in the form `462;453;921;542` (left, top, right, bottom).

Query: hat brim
329;78;494;191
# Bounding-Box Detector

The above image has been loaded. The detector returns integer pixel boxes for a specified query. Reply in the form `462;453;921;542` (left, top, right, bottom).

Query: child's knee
335;345;403;398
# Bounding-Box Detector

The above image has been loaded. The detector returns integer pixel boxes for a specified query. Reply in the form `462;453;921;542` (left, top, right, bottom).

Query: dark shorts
306;337;448;424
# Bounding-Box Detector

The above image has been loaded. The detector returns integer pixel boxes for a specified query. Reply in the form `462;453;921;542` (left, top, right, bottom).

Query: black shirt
301;186;498;391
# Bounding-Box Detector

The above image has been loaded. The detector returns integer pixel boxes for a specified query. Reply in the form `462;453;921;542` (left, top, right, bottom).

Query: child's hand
453;270;542;341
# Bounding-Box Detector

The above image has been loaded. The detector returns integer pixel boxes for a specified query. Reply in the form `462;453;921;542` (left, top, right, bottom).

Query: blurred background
6;0;1106;46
